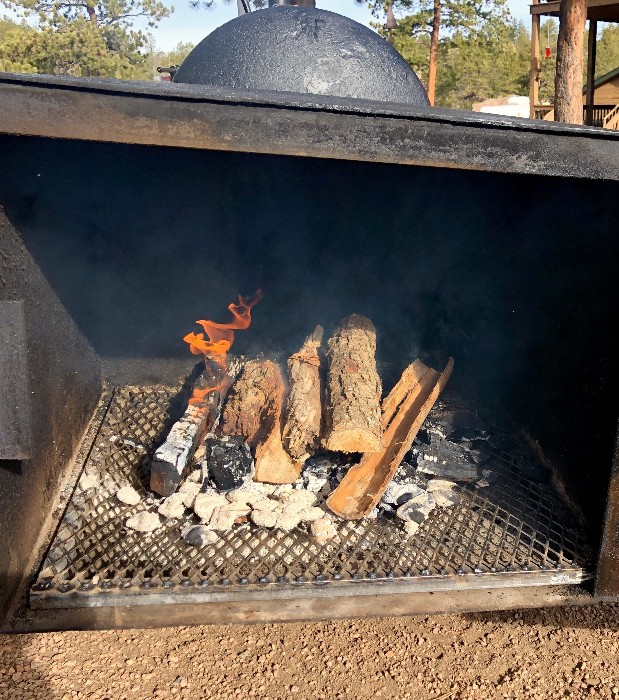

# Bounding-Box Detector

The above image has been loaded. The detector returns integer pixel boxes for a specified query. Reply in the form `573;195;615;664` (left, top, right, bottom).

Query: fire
183;290;263;405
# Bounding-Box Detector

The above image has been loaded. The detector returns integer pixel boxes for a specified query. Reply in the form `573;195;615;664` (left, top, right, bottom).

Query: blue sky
151;1;532;52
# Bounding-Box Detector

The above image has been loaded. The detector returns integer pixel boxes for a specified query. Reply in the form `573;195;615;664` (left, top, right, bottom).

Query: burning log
221;359;283;448
282;325;324;461
221;359;301;484
150;360;236;497
327;357;454;520
322;314;382;453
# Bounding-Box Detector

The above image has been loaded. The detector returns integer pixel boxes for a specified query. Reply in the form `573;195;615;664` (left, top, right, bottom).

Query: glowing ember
183;291;263;405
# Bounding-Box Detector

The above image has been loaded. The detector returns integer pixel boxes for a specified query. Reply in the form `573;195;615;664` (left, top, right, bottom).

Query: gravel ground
2;604;619;700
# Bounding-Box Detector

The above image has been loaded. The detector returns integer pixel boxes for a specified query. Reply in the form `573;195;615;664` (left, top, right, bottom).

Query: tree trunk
554;0;587;124
427;0;441;106
85;4;97;24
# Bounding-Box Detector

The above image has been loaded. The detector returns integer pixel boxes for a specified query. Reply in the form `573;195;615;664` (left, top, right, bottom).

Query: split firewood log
326;357;454;520
221;359;300;484
221;359;282;449
281;326;324;461
322;315;382;453
150;359;238;497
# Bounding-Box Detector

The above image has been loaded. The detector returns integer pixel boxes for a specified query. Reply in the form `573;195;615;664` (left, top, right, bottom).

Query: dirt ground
2;603;619;700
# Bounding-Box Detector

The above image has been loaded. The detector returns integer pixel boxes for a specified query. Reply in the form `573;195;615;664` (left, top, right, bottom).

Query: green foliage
436;20;529;108
537;19;558;103
595;24;619;80
131;37;195;79
0;0;172;77
371;0;531;108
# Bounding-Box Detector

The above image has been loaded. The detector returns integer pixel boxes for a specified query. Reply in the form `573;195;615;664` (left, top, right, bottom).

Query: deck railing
533;104;617;127
602;104;619;130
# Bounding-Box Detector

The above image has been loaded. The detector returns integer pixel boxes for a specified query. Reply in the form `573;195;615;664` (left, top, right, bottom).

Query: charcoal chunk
415;432;481;482
204;435;253;493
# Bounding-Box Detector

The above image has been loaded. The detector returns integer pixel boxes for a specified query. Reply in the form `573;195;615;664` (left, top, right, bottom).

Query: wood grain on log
282;326;324;461
221;359;282;449
322;315;382;453
326;358;454;520
150;360;235;497
221;359;300;484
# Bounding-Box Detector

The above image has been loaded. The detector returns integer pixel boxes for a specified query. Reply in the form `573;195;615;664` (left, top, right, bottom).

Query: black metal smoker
1;4;618;632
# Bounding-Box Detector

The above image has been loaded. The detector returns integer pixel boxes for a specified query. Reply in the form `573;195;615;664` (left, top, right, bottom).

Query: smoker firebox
1;72;618;632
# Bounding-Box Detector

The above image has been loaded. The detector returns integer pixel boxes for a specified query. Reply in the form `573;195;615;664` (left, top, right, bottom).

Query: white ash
382;482;426;507
158;493;186;519
279;490;317;512
182;525;219;547
297;506;325;522
396;492;437;523
241;478;277;496
193;444;207;464
226;488;270;507
251;508;279;528
116;486;141;506
125;511;161;533
209;503;251;531
178;480;202;508
109;435;147;453
193;493;228;522
276;510;303;533
426;478;461;507
304;473;329;493
79;472;99;490
432;489;460;507
272;484;294;497
311;516;337;544
187;468;203;483
249;497;280;512
403;520;421;537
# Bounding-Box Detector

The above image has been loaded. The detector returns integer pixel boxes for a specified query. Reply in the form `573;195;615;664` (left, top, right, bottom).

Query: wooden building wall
582;73;619;104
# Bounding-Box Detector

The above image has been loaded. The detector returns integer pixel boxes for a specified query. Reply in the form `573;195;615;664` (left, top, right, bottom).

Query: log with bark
221;359;301;484
150;359;238;497
326;357;454;520
322;314;383;453
282;326;324;461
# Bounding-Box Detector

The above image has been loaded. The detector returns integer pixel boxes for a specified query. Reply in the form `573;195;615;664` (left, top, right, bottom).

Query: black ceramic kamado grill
1;1;618;632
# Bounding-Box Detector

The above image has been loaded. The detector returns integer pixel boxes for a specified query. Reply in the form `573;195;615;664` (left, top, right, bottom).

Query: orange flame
183;291;263;406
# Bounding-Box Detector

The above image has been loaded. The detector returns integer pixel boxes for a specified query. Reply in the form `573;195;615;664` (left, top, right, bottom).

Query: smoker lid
173;6;429;106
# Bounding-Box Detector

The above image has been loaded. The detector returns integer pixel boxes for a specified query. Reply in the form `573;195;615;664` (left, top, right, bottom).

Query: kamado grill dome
173;3;430;106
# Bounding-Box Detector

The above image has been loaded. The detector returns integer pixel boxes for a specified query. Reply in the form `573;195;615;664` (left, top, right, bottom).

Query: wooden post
427;0;441;107
554;0;588;124
529;2;541;119
585;19;598;126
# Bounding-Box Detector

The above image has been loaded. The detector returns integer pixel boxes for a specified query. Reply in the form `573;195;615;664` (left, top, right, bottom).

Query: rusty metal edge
9;584;594;632
29;568;592;611
0;74;618;181
1;72;618;140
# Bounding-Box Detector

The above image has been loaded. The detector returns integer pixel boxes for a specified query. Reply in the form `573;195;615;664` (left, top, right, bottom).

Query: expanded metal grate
31;385;593;608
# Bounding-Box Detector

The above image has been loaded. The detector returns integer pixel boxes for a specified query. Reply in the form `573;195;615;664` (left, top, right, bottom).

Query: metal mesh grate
31;385;593;608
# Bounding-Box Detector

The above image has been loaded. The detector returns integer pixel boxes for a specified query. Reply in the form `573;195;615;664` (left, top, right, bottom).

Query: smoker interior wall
0;134;617;546
0;206;101;624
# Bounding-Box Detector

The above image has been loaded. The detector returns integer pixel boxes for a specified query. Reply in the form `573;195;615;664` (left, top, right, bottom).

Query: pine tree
1;0;172;76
